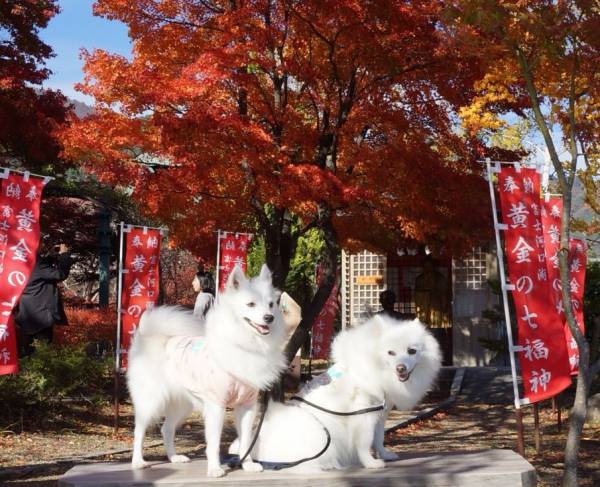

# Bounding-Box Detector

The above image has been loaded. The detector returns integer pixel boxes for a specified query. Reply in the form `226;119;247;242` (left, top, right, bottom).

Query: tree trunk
591;315;600;364
515;47;593;486
283;213;339;364
263;209;294;290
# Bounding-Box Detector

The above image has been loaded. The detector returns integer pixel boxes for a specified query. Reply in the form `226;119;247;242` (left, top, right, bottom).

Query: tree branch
514;46;567;190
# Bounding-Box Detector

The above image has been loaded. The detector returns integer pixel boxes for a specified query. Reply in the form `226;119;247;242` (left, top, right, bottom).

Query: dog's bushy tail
138;305;204;338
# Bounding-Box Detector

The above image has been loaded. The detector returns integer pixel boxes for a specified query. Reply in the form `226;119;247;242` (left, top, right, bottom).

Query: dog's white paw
379;450;399;461
169;454;190;464
364;458;386;469
242;461;263;473
131;459;151;470
207;465;226;478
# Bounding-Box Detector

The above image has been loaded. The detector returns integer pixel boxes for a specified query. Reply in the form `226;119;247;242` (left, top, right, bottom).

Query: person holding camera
15;243;72;356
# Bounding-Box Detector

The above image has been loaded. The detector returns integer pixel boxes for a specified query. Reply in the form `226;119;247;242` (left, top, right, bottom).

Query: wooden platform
58;449;536;486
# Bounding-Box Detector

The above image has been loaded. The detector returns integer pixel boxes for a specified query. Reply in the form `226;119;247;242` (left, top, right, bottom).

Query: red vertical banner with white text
541;197;587;374
498;166;571;403
218;232;252;292
566;238;587;372
311;268;340;360
118;227;162;370
0;172;47;375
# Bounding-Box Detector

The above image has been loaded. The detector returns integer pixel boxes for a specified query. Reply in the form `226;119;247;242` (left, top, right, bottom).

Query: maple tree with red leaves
62;0;493;363
0;0;70;169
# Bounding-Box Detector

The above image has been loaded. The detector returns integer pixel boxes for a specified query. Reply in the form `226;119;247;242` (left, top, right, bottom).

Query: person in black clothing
377;289;416;321
15;243;72;356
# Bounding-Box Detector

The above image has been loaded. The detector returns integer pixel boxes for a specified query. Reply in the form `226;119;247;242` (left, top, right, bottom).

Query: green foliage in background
0;341;112;416
247;228;325;308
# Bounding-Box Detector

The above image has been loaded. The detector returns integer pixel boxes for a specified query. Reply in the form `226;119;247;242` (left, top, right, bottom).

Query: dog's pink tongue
257;325;270;335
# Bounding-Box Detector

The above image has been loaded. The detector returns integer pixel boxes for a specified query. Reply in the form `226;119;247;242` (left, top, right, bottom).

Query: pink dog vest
166;336;258;408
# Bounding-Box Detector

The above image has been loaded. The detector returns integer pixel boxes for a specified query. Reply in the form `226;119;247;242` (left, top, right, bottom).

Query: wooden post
97;205;111;307
113;370;120;434
533;403;540;453
516;408;525;457
552;395;562;431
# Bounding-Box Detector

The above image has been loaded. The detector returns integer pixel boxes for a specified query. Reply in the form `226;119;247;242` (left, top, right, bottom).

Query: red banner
541;197;587;374
498;166;571;403
118;227;162;370
311;268;340;360
0;172;47;375
566;238;587;373
218;232;252;292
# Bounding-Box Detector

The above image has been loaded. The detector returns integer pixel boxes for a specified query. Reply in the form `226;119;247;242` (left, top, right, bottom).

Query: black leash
229;391;332;470
289;395;386;416
230;392;385;471
237;391;269;465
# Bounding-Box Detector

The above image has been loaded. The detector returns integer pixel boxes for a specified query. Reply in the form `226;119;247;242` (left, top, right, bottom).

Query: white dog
246;315;442;471
127;264;286;477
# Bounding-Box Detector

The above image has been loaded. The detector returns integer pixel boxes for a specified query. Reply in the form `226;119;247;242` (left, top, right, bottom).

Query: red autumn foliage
53;306;116;347
0;0;70;169
61;0;492;262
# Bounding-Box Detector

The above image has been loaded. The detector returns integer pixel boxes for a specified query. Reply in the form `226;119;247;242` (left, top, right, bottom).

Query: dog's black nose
263;314;274;324
396;364;407;374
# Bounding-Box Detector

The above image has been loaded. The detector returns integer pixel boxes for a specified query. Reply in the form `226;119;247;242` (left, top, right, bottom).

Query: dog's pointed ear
259;263;272;282
226;265;246;290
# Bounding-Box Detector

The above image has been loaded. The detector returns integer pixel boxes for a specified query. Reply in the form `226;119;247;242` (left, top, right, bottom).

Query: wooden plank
355;275;384;285
59;449;536;486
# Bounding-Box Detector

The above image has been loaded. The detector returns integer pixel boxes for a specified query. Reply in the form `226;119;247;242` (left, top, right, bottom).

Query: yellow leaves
458;67;519;135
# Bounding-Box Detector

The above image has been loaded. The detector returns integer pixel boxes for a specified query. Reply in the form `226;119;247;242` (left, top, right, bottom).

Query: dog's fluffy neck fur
205;307;286;391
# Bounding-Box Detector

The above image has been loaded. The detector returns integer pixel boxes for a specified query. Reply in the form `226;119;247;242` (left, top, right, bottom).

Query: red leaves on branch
0;0;70;169
62;0;491;258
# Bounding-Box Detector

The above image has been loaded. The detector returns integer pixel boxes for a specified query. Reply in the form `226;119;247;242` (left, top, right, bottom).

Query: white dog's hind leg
203;401;226;477
132;414;151;469
373;416;399;461
235;404;263;473
162;400;193;464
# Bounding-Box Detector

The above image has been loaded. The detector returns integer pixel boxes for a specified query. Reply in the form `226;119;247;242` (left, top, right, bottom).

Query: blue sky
41;0;132;103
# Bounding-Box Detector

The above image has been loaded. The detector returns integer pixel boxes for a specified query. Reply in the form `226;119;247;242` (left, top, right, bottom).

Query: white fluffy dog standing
248;315;442;471
127;264;286;477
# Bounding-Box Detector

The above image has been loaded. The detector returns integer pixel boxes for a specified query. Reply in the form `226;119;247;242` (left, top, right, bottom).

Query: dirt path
1;401;599;486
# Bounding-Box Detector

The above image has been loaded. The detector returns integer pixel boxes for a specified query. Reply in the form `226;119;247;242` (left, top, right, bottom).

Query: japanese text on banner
0;173;47;375
119;228;162;370
541;196;587;375
218;232;251;292
498;167;571;403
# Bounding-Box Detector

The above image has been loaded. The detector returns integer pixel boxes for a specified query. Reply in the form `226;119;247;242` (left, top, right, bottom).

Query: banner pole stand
114;222;125;434
533;403;541;453
113;370;120;434
485;159;526;457
516;408;526;456
552;395;562;431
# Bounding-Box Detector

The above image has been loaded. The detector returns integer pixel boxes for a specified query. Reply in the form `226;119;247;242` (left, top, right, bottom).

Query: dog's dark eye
388;350;396;356
247;302;256;308
407;347;417;355
269;301;273;308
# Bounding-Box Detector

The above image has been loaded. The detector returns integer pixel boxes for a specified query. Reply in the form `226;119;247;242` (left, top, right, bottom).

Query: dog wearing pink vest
127;265;286;477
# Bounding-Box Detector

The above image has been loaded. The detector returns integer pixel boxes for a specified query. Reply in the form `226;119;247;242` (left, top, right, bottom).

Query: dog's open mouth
396;369;413;382
244;317;271;335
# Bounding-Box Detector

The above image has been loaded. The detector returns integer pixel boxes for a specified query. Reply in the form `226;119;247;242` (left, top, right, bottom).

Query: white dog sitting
245;315;442;471
127;264;286;477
